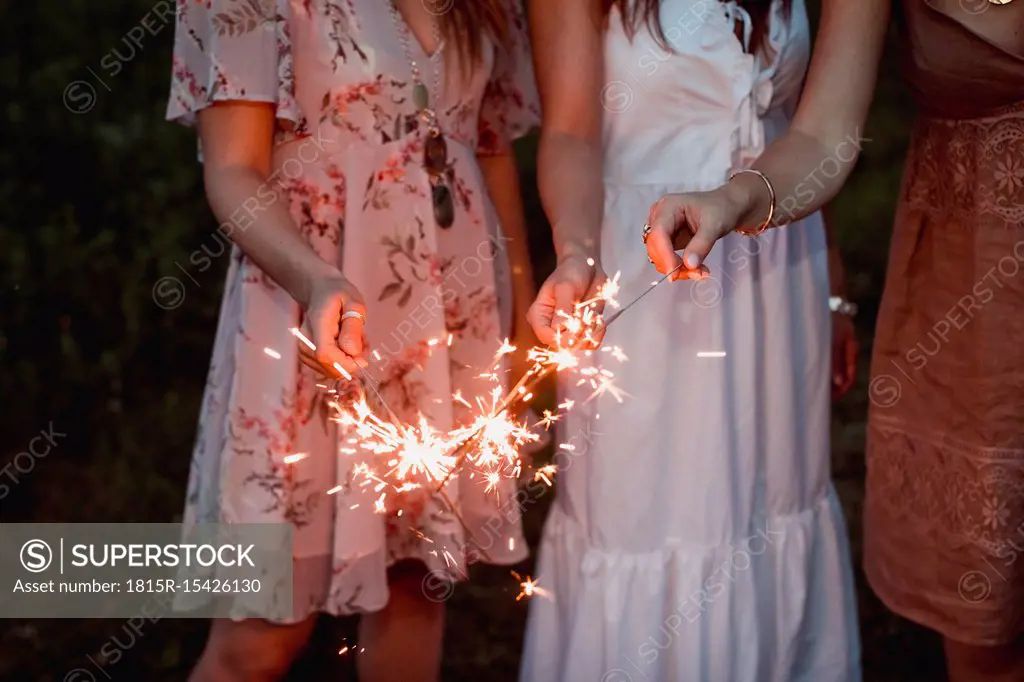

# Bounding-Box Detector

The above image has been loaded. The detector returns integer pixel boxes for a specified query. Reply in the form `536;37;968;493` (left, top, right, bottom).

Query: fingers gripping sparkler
290;326;401;422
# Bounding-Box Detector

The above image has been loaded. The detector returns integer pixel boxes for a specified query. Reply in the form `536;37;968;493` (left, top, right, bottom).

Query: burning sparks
337;639;365;656
534;464;557;487
286;281;620;512
290;327;353;380
511;570;546;601
262;270;653;607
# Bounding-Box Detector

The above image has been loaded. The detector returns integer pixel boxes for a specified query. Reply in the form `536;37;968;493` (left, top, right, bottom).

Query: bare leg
189;616;317;682
944;636;1024;682
357;560;446;682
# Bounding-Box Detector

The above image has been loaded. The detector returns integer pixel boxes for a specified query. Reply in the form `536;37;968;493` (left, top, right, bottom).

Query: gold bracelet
729;169;775;237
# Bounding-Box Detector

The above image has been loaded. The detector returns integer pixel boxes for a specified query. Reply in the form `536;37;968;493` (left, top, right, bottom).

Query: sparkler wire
602;263;683;326
356;364;402;426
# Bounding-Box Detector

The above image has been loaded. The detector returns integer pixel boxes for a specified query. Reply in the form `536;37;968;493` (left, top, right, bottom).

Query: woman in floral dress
166;0;538;680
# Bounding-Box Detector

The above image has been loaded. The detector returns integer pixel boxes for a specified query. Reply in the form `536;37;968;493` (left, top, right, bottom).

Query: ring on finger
341;310;366;323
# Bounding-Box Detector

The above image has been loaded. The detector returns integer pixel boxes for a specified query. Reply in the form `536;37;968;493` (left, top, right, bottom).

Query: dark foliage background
0;0;946;679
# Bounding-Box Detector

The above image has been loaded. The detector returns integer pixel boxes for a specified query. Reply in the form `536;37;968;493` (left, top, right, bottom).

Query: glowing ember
534;464;557;487
511;570;545;601
289;327;352;380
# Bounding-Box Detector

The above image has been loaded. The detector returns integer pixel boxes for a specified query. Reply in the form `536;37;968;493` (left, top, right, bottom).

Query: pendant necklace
388;2;455;228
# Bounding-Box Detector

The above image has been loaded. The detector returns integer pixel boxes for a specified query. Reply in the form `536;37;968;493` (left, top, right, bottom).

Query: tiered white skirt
519;184;860;682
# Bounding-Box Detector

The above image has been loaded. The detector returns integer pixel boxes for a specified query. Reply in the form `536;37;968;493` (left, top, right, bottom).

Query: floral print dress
166;0;539;619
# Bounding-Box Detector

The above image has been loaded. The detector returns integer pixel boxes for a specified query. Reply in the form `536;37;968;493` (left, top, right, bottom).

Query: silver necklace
388;1;444;125
387;1;456;229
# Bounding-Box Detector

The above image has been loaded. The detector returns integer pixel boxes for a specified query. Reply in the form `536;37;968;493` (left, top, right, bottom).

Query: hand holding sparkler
527;254;608;347
644;190;739;280
297;273;369;379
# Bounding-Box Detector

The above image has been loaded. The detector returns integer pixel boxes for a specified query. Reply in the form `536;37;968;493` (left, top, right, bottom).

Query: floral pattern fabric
167;0;539;619
903;102;1024;231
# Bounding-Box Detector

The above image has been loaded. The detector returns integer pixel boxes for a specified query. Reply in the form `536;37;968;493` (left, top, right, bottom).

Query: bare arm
197;102;364;374
197;103;336;306
733;0;891;227
527;0;604;263
822;205;858;399
525;0;606;343
478;153;537;333
647;0;891;274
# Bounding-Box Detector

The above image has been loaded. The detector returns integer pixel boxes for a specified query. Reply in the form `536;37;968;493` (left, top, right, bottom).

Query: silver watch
829;296;858;317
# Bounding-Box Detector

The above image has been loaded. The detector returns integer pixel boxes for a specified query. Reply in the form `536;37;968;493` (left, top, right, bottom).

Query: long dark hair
437;1;510;69
603;0;790;56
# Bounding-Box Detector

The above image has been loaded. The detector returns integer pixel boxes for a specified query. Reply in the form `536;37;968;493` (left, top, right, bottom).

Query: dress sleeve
476;1;541;156
166;0;300;128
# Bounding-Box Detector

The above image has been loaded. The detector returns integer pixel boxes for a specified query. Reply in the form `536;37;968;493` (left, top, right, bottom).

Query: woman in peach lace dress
863;3;1024;681
166;1;538;680
640;1;1023;680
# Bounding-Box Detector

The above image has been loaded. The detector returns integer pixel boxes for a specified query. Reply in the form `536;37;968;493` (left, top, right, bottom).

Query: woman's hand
644;184;752;280
297;273;368;379
527;254;606;346
831;312;857;400
821;206;856;400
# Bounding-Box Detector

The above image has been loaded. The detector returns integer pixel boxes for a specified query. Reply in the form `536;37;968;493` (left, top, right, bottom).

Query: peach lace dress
165;0;538;620
864;0;1024;646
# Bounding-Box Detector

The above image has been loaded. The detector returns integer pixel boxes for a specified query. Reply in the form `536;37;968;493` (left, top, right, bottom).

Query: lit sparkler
267;266;671;602
511;570;547;601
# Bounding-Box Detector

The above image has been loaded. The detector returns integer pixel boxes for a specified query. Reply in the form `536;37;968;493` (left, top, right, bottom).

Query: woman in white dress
521;1;869;680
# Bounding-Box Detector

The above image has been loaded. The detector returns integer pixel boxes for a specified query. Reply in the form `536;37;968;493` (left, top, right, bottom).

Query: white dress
520;2;861;681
